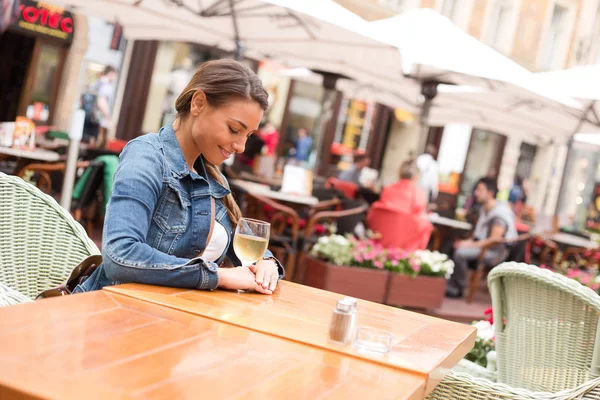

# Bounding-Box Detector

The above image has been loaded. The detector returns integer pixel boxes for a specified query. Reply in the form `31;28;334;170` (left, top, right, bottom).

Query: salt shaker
343;296;358;339
329;299;356;345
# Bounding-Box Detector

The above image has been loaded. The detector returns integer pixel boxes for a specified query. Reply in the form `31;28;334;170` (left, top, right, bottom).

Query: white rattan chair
0;172;100;302
428;263;600;399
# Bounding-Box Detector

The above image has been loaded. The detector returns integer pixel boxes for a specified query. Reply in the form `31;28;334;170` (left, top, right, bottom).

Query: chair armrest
428;373;600;400
478;238;506;263
252;195;300;242
308;198;341;217
304;203;369;240
453;359;497;382
562;246;587;264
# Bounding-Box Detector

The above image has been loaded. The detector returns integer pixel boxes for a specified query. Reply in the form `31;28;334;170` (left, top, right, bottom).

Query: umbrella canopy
54;0;423;110
367;8;592;142
535;65;600;135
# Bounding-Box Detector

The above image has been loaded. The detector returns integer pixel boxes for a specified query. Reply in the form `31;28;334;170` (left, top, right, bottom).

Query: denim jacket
74;124;283;293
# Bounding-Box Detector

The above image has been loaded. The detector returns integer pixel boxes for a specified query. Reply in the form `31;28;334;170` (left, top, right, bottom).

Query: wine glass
233;218;270;267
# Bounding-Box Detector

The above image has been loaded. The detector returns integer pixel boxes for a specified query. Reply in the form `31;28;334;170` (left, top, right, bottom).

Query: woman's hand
217;267;273;294
249;259;280;292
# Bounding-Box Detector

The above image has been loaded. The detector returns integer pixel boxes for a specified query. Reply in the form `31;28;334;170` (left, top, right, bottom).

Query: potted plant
384;249;454;310
305;235;390;303
305;234;454;308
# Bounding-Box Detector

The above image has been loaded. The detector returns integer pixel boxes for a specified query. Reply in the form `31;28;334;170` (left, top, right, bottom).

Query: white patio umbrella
52;0;426;195
535;64;600;134
56;0;423;104
367;8;591;144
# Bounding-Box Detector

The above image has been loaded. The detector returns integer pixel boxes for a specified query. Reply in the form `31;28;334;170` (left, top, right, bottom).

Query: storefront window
142;42;224;134
27;42;62;123
586;161;600;232
331;97;376;169
437;124;471;199
459;129;506;204
559;143;600;231
284;80;323;160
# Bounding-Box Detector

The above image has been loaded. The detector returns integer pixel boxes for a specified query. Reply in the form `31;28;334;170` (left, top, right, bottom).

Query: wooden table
428;213;472;231
549;232;598;249
230;178;319;206
106;281;476;396
0;290;428;400
0;146;60;162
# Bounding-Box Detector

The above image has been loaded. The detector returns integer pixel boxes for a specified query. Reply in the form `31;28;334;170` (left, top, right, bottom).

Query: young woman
73;59;283;295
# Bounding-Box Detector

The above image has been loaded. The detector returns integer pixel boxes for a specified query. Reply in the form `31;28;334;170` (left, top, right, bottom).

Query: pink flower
355;255;364;263
484;308;493;324
567;269;581;279
410;260;421;273
374;261;384;269
540;264;551;270
391;260;399;267
580;274;593;285
364;252;374;261
590;283;600;291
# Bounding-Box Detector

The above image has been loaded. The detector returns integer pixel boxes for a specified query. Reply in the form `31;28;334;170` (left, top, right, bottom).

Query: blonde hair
175;59;268;227
399;158;418;180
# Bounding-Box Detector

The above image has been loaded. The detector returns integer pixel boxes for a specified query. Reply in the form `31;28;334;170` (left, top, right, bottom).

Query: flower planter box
385;274;447;310
303;256;389;303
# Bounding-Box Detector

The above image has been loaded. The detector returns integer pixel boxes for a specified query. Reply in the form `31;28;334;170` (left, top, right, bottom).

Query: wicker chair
428;262;600;399
0;172;100;301
0;282;33;307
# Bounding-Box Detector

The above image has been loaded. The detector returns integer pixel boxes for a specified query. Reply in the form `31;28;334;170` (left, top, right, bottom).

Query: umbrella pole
417;81;438;153
418;97;432;153
229;0;244;61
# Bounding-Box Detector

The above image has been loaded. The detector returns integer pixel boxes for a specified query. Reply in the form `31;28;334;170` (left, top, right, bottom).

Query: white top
416;153;439;200
199;221;229;263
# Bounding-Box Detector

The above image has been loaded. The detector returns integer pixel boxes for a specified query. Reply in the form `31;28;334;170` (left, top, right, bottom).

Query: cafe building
0;0;76;125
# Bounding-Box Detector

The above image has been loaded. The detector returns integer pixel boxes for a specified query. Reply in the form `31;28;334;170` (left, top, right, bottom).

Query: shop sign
332;98;375;155
10;0;74;43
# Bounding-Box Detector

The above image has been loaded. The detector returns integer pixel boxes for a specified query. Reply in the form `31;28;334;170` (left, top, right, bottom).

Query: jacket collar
158;124;231;199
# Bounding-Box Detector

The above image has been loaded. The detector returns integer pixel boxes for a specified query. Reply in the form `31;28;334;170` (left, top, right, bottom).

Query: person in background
338;154;371;185
446;177;517;298
295;128;312;162
93;66;118;148
508;176;525;205
259;121;280;156
236;126;265;169
379;158;427;215
369;158;432;250
416;144;439;203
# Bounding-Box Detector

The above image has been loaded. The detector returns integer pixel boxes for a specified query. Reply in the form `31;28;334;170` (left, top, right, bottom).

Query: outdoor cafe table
0;146;61;162
549;232;599;249
105;280;476;397
230;178;319;206
0;146;62;174
0;290;430;400
427;213;472;231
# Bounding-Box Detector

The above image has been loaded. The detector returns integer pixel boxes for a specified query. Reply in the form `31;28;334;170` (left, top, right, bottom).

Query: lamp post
60;109;85;211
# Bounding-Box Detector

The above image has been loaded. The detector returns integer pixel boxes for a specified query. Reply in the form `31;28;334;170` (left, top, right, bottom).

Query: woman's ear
190;90;207;116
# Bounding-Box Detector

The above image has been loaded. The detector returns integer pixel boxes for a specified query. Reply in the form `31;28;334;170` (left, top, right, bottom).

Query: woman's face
190;94;263;165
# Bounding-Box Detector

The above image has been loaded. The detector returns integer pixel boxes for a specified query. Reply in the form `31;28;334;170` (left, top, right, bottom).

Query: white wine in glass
233;218;270;266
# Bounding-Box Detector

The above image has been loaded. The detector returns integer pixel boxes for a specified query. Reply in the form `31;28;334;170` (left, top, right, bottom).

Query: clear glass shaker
328;299;356;345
